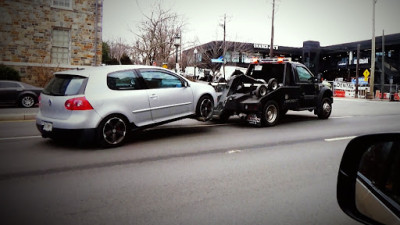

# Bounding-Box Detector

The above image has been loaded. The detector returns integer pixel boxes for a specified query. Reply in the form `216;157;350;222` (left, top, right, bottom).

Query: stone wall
0;0;103;86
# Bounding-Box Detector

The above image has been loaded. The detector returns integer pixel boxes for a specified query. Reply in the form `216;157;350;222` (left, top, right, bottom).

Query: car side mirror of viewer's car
337;133;400;225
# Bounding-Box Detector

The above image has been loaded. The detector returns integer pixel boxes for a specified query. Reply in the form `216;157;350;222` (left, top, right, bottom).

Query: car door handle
150;94;158;100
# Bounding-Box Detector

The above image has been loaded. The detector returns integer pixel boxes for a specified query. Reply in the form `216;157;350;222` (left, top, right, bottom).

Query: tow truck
213;57;333;126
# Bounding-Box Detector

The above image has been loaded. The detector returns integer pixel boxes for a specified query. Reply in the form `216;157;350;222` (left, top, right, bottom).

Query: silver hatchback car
36;65;217;147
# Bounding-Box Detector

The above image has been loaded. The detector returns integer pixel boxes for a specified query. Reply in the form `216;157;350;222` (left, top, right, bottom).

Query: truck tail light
65;97;93;110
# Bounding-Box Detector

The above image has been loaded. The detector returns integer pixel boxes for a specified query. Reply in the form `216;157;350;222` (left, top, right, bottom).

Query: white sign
254;43;279;50
353;58;369;64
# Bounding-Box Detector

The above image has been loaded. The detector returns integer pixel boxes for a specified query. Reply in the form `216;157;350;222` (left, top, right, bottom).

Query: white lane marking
0;136;41;141
324;136;357;142
331;116;353;119
226;150;242;154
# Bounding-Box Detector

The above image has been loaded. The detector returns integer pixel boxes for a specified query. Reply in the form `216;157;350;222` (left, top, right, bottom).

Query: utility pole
269;0;275;57
369;0;377;98
355;44;360;98
222;14;226;80
381;30;385;98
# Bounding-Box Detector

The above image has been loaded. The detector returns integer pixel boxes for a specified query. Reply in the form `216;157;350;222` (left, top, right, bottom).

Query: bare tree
108;38;130;65
132;3;184;66
196;41;251;77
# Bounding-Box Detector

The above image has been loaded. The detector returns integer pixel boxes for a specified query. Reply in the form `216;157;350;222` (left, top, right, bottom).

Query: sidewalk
334;96;400;102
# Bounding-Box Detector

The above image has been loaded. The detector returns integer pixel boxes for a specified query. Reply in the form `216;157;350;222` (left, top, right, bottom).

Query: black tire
20;95;36;108
196;95;214;121
97;115;129;148
268;78;279;91
261;100;280;127
216;109;231;123
317;97;332;119
255;84;268;97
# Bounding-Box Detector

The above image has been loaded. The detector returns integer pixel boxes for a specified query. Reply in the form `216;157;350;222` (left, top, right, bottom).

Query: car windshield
42;75;86;96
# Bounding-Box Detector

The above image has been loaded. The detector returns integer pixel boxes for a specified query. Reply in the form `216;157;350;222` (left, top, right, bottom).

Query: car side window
107;70;142;90
0;82;20;88
140;71;183;89
296;66;313;83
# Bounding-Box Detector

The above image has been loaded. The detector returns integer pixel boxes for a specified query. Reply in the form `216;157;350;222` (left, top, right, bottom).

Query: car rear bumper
36;110;101;140
36;123;96;140
36;110;101;129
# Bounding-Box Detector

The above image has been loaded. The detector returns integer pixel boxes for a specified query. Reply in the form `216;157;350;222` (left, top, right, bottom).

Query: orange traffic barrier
334;90;345;97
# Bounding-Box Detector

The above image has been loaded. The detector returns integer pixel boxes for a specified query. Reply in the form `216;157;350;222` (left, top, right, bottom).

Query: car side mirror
183;80;189;88
337;133;400;225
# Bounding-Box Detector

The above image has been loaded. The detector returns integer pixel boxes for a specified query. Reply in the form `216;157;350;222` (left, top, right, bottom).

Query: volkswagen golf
36;65;217;147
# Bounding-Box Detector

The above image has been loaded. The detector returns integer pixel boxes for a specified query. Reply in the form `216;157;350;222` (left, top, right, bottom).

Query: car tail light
65;97;93;110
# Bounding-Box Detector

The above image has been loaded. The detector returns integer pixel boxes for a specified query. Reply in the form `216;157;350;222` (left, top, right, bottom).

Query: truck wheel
261;100;280;127
268;78;279;91
317;97;332;119
216;109;231;123
255;84;268;97
196;95;214;121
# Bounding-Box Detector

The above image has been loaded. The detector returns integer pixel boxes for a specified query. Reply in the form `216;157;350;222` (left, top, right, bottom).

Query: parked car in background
36;65;217;148
0;80;42;108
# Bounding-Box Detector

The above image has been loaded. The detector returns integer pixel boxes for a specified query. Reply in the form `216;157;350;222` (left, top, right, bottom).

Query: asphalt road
0;98;399;225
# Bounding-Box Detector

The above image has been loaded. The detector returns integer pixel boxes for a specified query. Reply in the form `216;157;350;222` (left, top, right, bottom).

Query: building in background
184;33;400;89
0;0;103;86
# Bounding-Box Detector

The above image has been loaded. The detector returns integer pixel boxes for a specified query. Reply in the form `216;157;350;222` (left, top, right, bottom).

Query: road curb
0;114;36;121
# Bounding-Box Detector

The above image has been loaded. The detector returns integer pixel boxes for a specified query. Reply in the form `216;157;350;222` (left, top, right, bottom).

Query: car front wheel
261;100;280;127
196;95;214;121
20;95;36;108
98;115;129;148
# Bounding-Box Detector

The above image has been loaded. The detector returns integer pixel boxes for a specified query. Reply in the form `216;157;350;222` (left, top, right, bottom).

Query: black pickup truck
213;58;333;126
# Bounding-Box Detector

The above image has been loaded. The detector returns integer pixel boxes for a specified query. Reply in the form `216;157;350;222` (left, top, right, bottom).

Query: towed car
36;65;217;147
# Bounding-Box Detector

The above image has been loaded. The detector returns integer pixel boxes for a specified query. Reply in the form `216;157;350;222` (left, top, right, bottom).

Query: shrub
0;64;20;81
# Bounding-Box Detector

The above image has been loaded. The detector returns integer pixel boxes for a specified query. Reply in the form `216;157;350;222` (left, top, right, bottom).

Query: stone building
0;0;103;86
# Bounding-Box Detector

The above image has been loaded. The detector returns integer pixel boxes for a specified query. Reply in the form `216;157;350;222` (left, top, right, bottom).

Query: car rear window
43;75;86;96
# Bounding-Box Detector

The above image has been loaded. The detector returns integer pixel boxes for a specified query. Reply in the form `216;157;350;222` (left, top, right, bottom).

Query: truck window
296;66;313;83
248;64;284;84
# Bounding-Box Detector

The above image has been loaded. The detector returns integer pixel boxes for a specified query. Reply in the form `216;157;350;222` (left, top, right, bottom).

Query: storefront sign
253;43;278;50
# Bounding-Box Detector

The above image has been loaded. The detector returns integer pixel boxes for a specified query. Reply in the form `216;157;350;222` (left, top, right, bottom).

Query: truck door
294;66;316;108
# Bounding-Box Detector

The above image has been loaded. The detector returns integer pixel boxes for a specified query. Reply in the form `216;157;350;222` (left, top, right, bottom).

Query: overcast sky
102;0;400;48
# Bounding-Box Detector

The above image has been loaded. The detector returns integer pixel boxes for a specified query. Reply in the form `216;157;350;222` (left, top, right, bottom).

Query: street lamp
174;35;181;73
194;48;198;79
